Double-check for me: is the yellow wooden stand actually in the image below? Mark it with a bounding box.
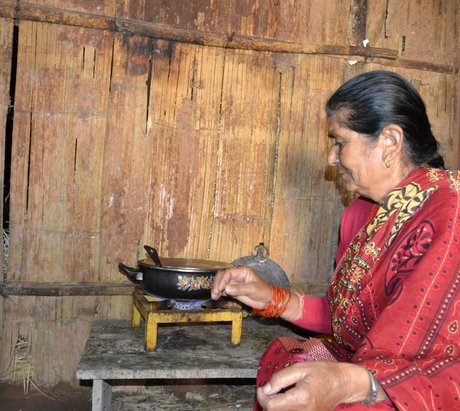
[131,289,243,351]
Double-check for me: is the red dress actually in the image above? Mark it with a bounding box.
[255,168,460,410]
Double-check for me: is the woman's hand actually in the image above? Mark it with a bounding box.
[210,265,273,309]
[257,361,374,411]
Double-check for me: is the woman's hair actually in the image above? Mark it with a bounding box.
[326,70,445,169]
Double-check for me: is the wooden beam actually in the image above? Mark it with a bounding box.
[0,2,395,59]
[366,57,459,75]
[0,281,135,296]
[0,2,456,74]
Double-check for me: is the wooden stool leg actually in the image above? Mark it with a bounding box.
[132,301,141,327]
[231,312,243,345]
[145,314,158,351]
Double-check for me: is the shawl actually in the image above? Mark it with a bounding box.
[255,168,459,411]
[336,197,377,266]
[326,167,460,410]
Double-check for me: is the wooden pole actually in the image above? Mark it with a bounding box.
[0,2,456,74]
[0,281,135,296]
[0,2,394,58]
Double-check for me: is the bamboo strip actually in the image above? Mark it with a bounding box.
[0,17,13,279]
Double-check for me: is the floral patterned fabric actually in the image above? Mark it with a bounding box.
[256,168,460,410]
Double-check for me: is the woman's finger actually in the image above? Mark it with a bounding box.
[211,265,273,308]
[223,280,272,308]
[257,385,312,411]
[210,269,232,299]
[258,362,357,411]
[261,363,307,396]
[211,266,257,299]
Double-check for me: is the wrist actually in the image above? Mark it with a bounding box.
[254,285,291,317]
[281,291,304,321]
[336,364,386,405]
[361,369,379,406]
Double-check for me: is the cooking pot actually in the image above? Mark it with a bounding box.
[118,245,232,300]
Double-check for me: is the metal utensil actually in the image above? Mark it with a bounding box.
[144,245,163,267]
[232,243,291,289]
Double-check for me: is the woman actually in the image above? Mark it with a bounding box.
[211,71,460,410]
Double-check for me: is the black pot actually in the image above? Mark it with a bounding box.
[118,246,232,300]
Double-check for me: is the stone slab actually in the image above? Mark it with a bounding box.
[76,318,310,381]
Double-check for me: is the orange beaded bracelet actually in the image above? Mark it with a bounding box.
[253,285,292,318]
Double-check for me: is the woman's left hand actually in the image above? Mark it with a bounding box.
[256,361,370,411]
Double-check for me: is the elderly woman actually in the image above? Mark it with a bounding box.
[211,70,459,411]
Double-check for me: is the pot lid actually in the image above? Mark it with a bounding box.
[232,243,291,289]
[140,257,232,272]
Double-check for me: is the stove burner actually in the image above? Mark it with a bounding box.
[173,299,208,310]
[141,289,209,310]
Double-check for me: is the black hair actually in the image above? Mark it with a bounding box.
[326,70,444,169]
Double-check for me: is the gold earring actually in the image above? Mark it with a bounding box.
[384,159,391,168]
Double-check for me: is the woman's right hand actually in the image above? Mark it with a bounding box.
[210,265,273,310]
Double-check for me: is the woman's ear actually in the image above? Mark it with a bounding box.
[380,124,404,166]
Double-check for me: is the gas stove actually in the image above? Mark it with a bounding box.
[131,288,243,351]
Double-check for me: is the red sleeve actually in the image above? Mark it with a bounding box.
[290,295,332,333]
[292,198,376,333]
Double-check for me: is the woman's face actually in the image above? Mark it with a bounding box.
[327,116,387,202]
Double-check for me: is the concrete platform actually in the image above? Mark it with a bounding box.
[76,318,309,410]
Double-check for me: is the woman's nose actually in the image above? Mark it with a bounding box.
[327,146,338,166]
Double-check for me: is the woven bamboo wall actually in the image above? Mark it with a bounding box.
[0,0,458,385]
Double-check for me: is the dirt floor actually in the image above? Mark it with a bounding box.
[0,380,256,411]
[0,381,91,411]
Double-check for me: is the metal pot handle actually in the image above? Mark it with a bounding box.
[118,262,143,281]
[143,245,163,267]
[254,242,269,262]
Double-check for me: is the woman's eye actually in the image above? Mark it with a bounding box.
[334,141,343,148]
